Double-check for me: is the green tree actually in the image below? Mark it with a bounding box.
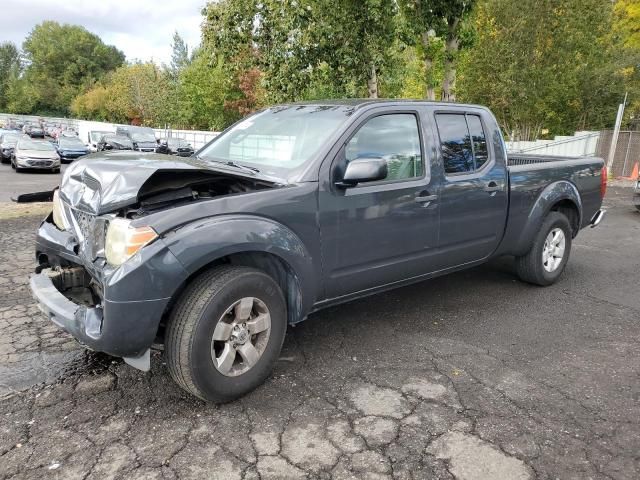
[72,62,171,125]
[167,31,191,81]
[0,42,21,110]
[175,48,241,129]
[459,0,626,139]
[613,0,640,124]
[21,21,124,115]
[203,0,399,102]
[398,0,473,101]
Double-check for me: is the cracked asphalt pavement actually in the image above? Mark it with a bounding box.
[0,171,638,479]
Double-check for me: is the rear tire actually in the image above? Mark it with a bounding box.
[516,212,572,286]
[165,265,287,402]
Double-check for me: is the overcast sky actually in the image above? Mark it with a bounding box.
[1,0,206,64]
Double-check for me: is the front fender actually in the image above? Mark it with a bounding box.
[163,214,317,320]
[514,180,582,255]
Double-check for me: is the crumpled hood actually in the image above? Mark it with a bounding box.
[58,151,281,215]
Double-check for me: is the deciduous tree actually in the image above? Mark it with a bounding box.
[21,21,124,115]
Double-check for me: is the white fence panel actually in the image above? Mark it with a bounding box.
[1,113,219,150]
[506,131,600,157]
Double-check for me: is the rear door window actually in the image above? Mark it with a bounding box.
[435,113,490,174]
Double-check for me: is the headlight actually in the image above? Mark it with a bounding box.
[105,218,158,266]
[52,190,67,230]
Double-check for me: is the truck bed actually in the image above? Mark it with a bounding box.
[495,154,605,257]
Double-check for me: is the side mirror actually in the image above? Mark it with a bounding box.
[336,158,388,188]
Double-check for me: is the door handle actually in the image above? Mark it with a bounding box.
[484,181,501,193]
[415,193,438,203]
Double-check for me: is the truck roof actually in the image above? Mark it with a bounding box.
[287,99,487,110]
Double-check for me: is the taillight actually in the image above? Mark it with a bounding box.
[600,166,607,199]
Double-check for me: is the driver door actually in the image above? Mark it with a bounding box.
[318,111,440,298]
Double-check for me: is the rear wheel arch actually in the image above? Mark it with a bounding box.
[549,199,580,237]
[516,181,582,254]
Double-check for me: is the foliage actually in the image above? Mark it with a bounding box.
[72,63,171,126]
[458,0,627,140]
[19,21,124,115]
[167,32,191,82]
[0,42,21,110]
[613,0,640,125]
[202,0,397,100]
[175,49,241,129]
[5,3,640,138]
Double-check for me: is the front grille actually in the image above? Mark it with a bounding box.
[27,159,53,166]
[62,203,107,261]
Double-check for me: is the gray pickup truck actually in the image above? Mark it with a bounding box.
[30,100,606,402]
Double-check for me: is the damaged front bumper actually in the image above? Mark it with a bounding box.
[30,215,189,370]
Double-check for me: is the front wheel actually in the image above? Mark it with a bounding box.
[516,212,572,286]
[165,265,287,402]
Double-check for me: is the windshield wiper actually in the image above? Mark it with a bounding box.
[196,156,260,174]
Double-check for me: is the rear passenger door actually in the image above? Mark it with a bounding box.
[434,110,508,267]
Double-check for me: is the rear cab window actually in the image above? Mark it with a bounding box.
[435,113,489,175]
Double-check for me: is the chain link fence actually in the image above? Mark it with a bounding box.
[596,130,640,177]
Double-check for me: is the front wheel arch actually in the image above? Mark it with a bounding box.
[156,251,303,345]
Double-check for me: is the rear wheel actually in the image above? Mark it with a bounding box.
[165,265,287,402]
[516,212,572,286]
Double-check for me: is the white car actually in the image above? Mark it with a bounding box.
[88,130,113,152]
[11,138,61,173]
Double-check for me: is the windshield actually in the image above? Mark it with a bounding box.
[59,137,86,148]
[131,132,156,142]
[167,138,189,147]
[90,131,111,142]
[105,136,133,148]
[197,105,355,178]
[18,140,55,151]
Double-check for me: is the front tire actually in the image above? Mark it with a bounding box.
[165,265,287,402]
[516,212,572,286]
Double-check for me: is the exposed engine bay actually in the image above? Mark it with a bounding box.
[132,171,279,216]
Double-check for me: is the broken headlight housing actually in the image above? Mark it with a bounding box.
[52,190,67,231]
[105,218,158,266]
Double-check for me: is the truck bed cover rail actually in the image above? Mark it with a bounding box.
[507,154,585,167]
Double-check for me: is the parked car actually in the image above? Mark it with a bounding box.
[157,137,194,157]
[28,126,45,138]
[29,100,606,402]
[60,129,78,138]
[88,130,113,152]
[56,136,91,162]
[97,134,134,151]
[0,131,22,164]
[633,180,640,211]
[44,123,58,137]
[12,137,60,172]
[115,126,157,152]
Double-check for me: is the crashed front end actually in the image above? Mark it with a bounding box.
[29,166,189,370]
